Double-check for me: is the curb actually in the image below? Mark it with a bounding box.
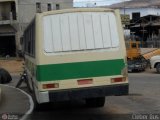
[18,87,34,120]
[0,85,34,120]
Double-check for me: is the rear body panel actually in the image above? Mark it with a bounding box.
[25,8,128,103]
[36,59,125,82]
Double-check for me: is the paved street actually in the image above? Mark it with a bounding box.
[0,85,32,119]
[7,69,160,120]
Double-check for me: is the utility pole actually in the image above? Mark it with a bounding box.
[123,0,126,15]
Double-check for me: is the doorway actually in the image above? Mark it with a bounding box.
[0,35,16,57]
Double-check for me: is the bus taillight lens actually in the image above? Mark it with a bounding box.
[78,79,93,85]
[111,77,126,83]
[43,83,59,89]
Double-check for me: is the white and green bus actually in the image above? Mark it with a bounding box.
[23,8,128,107]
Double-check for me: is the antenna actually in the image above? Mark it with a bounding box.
[124,0,125,15]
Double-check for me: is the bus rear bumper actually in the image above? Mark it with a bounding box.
[45,83,129,102]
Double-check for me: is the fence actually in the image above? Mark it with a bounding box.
[146,38,160,48]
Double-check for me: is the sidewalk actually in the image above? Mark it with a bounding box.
[0,85,33,120]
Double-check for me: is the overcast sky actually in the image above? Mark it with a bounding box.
[74,0,129,7]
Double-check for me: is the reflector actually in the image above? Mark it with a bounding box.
[78,79,93,85]
[43,83,59,89]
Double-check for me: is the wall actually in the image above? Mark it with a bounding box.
[16,0,73,52]
[18,0,73,25]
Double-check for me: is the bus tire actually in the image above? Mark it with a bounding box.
[31,81,41,110]
[85,97,105,107]
[156,63,160,73]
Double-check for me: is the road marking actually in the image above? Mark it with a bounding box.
[0,84,34,120]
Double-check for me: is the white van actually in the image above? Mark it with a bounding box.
[150,55,160,73]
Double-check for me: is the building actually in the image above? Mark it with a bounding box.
[109,0,160,48]
[109,0,160,19]
[0,0,73,57]
[129,15,160,48]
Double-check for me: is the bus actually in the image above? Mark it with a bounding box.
[23,8,128,107]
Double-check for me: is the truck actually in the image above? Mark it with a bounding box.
[126,40,146,72]
[150,55,160,73]
[126,41,141,60]
[23,8,128,108]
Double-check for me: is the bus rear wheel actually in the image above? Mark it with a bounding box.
[156,63,160,73]
[85,97,105,107]
[31,81,42,110]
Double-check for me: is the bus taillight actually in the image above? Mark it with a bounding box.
[42,83,59,89]
[111,77,126,83]
[78,79,93,85]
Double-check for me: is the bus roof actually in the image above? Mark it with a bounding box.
[37,8,117,17]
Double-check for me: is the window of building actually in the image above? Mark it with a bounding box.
[132,12,140,21]
[36,2,41,13]
[47,3,52,11]
[131,43,137,48]
[11,2,16,20]
[56,4,60,10]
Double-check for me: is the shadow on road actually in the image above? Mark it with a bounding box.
[26,100,131,120]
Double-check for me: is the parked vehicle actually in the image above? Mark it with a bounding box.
[126,41,141,60]
[23,8,128,108]
[126,41,156,72]
[127,59,145,72]
[150,55,160,73]
[0,68,12,84]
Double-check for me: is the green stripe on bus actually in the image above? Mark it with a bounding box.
[36,59,125,81]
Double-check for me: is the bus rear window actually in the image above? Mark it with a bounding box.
[43,12,120,53]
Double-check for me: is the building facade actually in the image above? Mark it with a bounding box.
[0,0,73,57]
[109,0,160,48]
[120,7,160,19]
[109,0,160,20]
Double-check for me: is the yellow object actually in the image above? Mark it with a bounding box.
[126,41,141,60]
[142,49,160,60]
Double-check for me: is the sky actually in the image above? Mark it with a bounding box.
[74,0,129,7]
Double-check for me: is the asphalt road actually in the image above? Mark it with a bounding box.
[9,69,160,120]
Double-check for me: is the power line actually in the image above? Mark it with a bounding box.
[74,0,124,5]
[74,0,123,2]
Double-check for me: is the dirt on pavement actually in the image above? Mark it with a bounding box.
[0,59,24,75]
